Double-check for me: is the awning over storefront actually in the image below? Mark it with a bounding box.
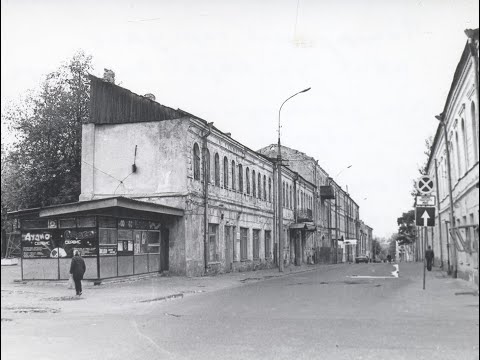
[8,196,184,219]
[289,223,316,231]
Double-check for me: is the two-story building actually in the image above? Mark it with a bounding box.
[425,28,479,285]
[9,74,322,280]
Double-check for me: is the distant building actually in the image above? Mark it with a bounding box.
[425,28,479,285]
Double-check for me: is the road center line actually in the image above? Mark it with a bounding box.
[347,264,399,279]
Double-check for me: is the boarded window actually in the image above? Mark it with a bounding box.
[253,229,260,260]
[258,173,262,199]
[214,153,220,186]
[240,227,248,260]
[263,175,267,201]
[193,143,201,180]
[223,156,229,188]
[268,178,272,202]
[205,148,211,183]
[264,230,271,259]
[208,224,219,262]
[231,160,236,190]
[239,164,243,192]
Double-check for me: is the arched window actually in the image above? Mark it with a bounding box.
[285,183,289,208]
[223,156,229,188]
[263,175,267,201]
[205,148,211,183]
[193,143,201,180]
[258,173,262,199]
[449,141,457,180]
[231,160,236,191]
[283,182,286,206]
[268,177,272,202]
[214,153,220,186]
[455,132,462,179]
[239,164,243,192]
[246,167,250,194]
[290,186,292,209]
[461,119,469,170]
[471,102,479,162]
[252,170,256,197]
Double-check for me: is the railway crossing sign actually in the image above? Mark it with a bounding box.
[416,175,434,195]
[415,206,435,227]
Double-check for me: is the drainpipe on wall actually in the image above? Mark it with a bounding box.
[434,159,444,268]
[202,123,213,274]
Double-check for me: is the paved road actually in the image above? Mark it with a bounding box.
[2,262,479,360]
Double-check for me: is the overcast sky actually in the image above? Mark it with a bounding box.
[1,0,479,238]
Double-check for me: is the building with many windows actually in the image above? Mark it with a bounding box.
[425,28,479,285]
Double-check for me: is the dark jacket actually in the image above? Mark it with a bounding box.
[425,249,434,261]
[70,255,86,280]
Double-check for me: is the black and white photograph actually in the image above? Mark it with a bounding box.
[1,1,479,359]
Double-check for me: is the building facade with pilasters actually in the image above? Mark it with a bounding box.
[425,28,479,285]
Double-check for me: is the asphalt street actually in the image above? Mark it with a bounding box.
[2,262,479,360]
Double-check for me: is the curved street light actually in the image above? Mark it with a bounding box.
[276,87,311,272]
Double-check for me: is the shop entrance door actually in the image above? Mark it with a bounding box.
[224,226,232,272]
[160,228,169,272]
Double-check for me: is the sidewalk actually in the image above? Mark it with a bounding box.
[1,262,344,318]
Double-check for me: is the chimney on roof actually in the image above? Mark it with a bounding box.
[144,93,156,101]
[225,132,231,137]
[103,69,115,84]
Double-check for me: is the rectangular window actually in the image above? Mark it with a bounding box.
[208,224,219,262]
[22,219,48,230]
[99,217,117,228]
[59,218,77,229]
[264,230,271,259]
[146,231,160,254]
[240,227,248,260]
[253,229,260,260]
[118,229,133,255]
[77,216,96,228]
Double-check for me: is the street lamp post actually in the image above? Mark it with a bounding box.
[277,87,311,272]
[435,113,456,277]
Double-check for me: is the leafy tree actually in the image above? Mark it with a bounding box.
[396,210,416,245]
[388,235,397,258]
[372,238,382,259]
[1,51,92,217]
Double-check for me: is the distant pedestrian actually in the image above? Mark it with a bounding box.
[425,246,434,271]
[387,254,392,263]
[70,251,86,296]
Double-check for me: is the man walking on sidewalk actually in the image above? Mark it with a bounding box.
[70,251,86,296]
[425,246,434,272]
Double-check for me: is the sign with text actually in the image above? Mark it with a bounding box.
[415,195,436,207]
[21,231,54,258]
[415,207,435,227]
[63,229,97,257]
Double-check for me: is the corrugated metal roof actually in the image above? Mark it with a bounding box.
[88,75,185,124]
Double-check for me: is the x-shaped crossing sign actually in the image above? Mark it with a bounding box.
[416,175,434,195]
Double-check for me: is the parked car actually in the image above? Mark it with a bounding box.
[355,255,369,264]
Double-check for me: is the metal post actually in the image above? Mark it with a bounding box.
[277,144,284,272]
[423,227,427,290]
[434,159,444,268]
[276,87,310,272]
